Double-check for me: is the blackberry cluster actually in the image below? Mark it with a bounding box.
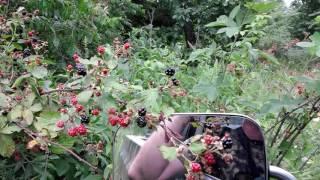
[222,137,233,149]
[165,68,175,76]
[171,78,179,86]
[76,64,87,76]
[138,108,147,116]
[136,116,147,128]
[80,115,90,124]
[136,107,147,128]
[23,48,31,58]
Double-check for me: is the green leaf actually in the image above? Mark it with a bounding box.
[193,83,218,102]
[0,125,21,134]
[30,103,43,112]
[189,142,205,154]
[258,50,279,65]
[310,32,320,45]
[316,48,320,57]
[83,175,103,180]
[0,134,15,157]
[22,109,34,125]
[205,15,229,27]
[8,105,23,121]
[107,59,118,70]
[54,160,70,176]
[50,134,76,154]
[34,111,60,138]
[142,88,160,113]
[11,74,31,88]
[229,5,240,19]
[296,42,315,48]
[159,145,177,161]
[0,93,8,108]
[104,77,127,92]
[77,90,93,104]
[225,27,239,38]
[187,48,214,62]
[245,2,278,13]
[23,93,36,107]
[31,66,48,79]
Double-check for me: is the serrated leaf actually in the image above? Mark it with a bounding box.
[77,90,93,104]
[205,15,229,28]
[143,88,160,113]
[0,93,8,108]
[189,142,205,154]
[107,59,118,69]
[225,27,239,38]
[54,160,70,176]
[34,111,60,138]
[30,103,43,112]
[159,146,177,161]
[245,2,278,13]
[296,42,315,48]
[31,66,48,79]
[11,74,31,88]
[188,48,213,62]
[8,105,23,121]
[23,93,36,107]
[229,5,240,19]
[50,134,76,154]
[23,109,34,125]
[193,83,218,102]
[0,134,15,157]
[0,125,21,134]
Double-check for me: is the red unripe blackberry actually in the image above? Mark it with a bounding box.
[75,104,84,112]
[77,124,87,135]
[191,162,201,173]
[56,120,65,128]
[68,128,78,137]
[123,42,130,50]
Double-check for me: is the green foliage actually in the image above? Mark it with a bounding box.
[1,0,320,179]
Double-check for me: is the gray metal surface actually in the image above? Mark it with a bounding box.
[269,165,296,180]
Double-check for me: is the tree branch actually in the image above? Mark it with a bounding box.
[14,122,99,171]
[41,88,87,95]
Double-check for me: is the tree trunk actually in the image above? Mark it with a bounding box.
[183,21,196,48]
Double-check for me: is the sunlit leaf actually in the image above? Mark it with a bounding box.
[0,134,15,157]
[31,66,48,79]
[189,142,205,154]
[8,105,23,121]
[77,90,93,104]
[159,145,177,161]
[229,5,240,19]
[296,42,315,48]
[30,103,43,112]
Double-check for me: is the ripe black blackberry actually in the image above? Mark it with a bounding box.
[80,115,90,124]
[76,64,87,76]
[1,110,8,116]
[136,116,147,128]
[222,137,233,149]
[23,48,31,58]
[165,68,175,76]
[138,108,147,116]
[171,78,179,86]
